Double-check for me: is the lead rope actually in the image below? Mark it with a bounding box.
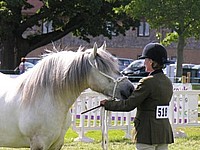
[101,106,108,150]
[101,77,126,150]
[88,59,127,150]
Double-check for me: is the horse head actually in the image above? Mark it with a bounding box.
[87,42,134,100]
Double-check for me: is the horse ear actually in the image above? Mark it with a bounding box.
[90,42,98,59]
[100,41,106,51]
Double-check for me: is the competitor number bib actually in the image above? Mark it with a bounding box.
[156,106,169,119]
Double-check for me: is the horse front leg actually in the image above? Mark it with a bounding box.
[30,136,47,150]
[48,137,64,150]
[49,111,72,150]
[29,134,63,150]
[30,111,71,150]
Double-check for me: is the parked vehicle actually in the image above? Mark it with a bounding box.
[25,57,41,65]
[121,59,149,82]
[168,63,200,83]
[14,57,41,74]
[0,57,41,75]
[192,64,200,70]
[117,57,133,71]
[193,65,200,80]
[192,64,200,82]
[169,63,195,69]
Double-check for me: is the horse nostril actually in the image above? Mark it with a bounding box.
[129,87,134,94]
[120,85,134,100]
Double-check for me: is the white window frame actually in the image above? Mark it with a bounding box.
[42,20,53,34]
[137,21,150,37]
[106,21,117,36]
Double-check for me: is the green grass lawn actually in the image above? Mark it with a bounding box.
[62,126,200,150]
[0,126,200,150]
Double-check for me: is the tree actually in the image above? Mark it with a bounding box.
[122,0,200,77]
[0,0,139,69]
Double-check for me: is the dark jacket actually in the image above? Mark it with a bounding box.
[104,69,174,144]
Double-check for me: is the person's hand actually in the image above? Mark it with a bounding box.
[100,99,108,106]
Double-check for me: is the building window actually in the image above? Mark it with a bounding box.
[171,56,177,61]
[137,21,150,37]
[42,20,53,34]
[106,21,117,36]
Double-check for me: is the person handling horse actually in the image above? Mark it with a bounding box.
[100,43,174,150]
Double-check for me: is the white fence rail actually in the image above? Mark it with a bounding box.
[71,89,200,141]
[170,90,199,127]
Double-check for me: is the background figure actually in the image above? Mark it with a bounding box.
[19,57,26,74]
[101,43,174,150]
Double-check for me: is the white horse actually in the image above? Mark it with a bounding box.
[0,43,134,150]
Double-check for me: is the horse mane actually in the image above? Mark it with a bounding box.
[17,46,119,105]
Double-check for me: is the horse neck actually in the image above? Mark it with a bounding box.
[18,52,91,108]
[61,53,91,100]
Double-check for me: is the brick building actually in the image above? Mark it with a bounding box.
[28,28,200,64]
[25,0,200,64]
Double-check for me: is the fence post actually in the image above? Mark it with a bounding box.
[124,112,132,139]
[74,94,94,143]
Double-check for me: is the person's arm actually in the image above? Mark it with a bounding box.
[100,80,151,112]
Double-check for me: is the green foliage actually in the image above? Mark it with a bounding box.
[0,0,139,69]
[125,0,200,38]
[0,0,138,42]
[118,0,200,77]
[161,32,179,46]
[117,0,200,45]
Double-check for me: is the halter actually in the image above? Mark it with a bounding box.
[88,59,127,99]
[89,58,127,150]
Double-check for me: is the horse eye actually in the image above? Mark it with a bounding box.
[117,71,123,76]
[108,78,113,83]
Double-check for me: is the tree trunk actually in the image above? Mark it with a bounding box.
[15,38,31,68]
[0,35,16,70]
[176,34,185,78]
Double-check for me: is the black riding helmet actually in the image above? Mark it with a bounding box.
[139,43,169,65]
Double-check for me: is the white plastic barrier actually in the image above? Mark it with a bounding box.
[170,90,199,127]
[71,89,136,142]
[71,89,200,141]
